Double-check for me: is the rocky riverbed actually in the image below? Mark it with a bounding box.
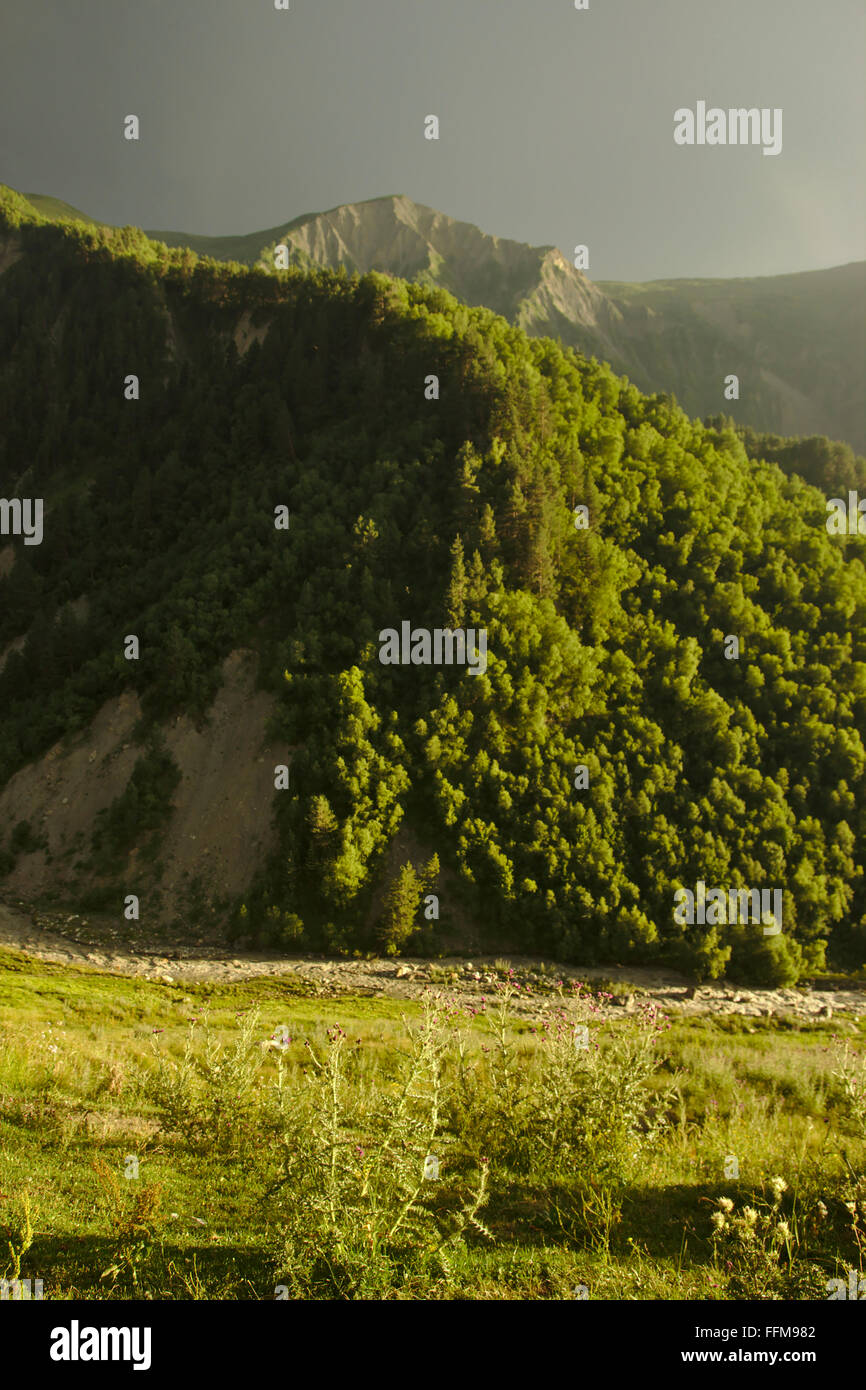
[2,899,864,1025]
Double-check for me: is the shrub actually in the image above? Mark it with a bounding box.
[91,737,181,861]
[452,981,678,1185]
[92,1156,164,1292]
[145,1007,267,1156]
[272,1001,491,1298]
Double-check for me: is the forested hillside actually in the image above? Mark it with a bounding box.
[599,264,866,457]
[716,420,866,495]
[0,185,864,984]
[19,187,866,454]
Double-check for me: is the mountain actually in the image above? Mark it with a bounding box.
[145,192,632,389]
[149,193,865,455]
[10,187,865,454]
[598,264,866,458]
[0,184,864,984]
[20,192,99,226]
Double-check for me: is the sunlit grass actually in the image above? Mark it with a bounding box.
[1,948,863,1300]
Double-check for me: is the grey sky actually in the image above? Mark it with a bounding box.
[1,0,863,280]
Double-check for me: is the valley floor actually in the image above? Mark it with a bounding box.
[0,924,864,1302]
[1,898,863,1024]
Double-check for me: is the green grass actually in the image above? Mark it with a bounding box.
[1,948,863,1301]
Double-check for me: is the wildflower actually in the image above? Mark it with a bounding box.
[742,1206,758,1224]
[769,1176,788,1202]
[776,1220,790,1239]
[711,1212,726,1230]
[718,1197,734,1213]
[816,1201,828,1220]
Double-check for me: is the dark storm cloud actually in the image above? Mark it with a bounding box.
[0,0,863,278]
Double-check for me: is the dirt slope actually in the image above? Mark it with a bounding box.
[0,650,288,923]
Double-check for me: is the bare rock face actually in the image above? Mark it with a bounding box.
[265,198,632,376]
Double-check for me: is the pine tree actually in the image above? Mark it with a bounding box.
[377,861,422,954]
[446,535,467,627]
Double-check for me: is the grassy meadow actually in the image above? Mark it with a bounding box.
[0,948,864,1301]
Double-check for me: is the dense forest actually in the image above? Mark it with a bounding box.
[0,185,864,984]
[704,416,866,495]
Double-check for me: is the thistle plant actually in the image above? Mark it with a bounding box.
[273,997,491,1298]
[1,1190,35,1282]
[708,1176,830,1298]
[92,1157,164,1292]
[146,1007,266,1155]
[829,1035,866,1264]
[528,993,677,1184]
[831,1035,866,1140]
[458,979,676,1186]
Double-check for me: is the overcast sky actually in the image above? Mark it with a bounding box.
[1,0,863,280]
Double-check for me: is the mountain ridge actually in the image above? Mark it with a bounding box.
[13,185,865,451]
